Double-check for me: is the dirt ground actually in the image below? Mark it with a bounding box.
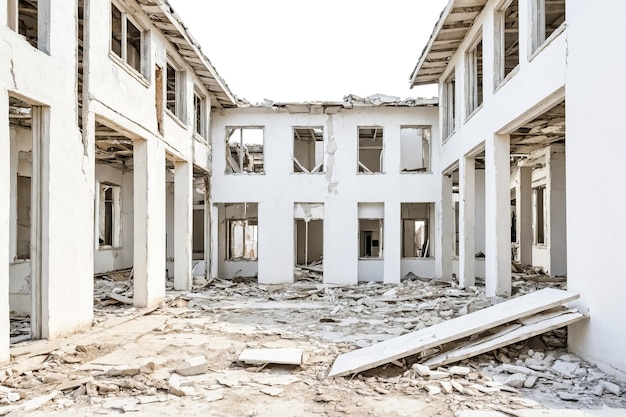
[2,275,626,416]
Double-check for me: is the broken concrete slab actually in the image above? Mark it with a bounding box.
[175,356,208,376]
[328,289,579,377]
[238,348,303,366]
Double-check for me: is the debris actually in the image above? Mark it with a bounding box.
[328,289,579,377]
[260,387,284,397]
[504,373,527,388]
[599,380,621,396]
[175,356,208,376]
[238,348,303,366]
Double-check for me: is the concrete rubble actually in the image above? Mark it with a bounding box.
[1,272,624,416]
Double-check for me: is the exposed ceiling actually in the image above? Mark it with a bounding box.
[510,101,565,155]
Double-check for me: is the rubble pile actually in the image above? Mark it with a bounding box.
[0,271,623,416]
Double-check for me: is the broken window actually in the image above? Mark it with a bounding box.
[359,219,384,258]
[534,186,546,245]
[294,203,324,274]
[532,0,566,52]
[401,203,432,258]
[443,73,456,139]
[496,0,519,85]
[111,3,145,76]
[193,90,207,138]
[98,183,121,248]
[358,127,383,173]
[8,0,49,52]
[166,62,185,121]
[225,203,258,260]
[466,36,483,115]
[16,176,31,260]
[225,127,264,174]
[293,127,324,173]
[400,127,431,173]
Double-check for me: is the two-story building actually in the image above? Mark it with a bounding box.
[1,0,236,363]
[210,96,440,285]
[410,0,626,376]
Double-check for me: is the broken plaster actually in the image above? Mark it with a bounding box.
[325,115,338,195]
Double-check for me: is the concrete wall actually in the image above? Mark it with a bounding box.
[211,106,440,284]
[566,0,626,378]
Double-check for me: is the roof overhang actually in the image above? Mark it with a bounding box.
[137,0,238,108]
[410,0,487,87]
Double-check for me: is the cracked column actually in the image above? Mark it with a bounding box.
[174,160,192,290]
[438,173,453,281]
[133,138,166,308]
[0,95,10,362]
[459,156,475,288]
[485,134,511,297]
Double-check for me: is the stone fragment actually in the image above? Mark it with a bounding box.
[551,360,579,377]
[439,381,453,394]
[599,380,621,396]
[260,387,284,397]
[168,374,197,397]
[524,375,538,388]
[449,366,471,376]
[591,384,604,396]
[175,356,208,376]
[500,364,536,376]
[42,372,66,384]
[7,392,20,403]
[140,362,156,374]
[425,385,441,395]
[504,373,527,388]
[427,370,449,380]
[450,380,465,394]
[412,363,430,377]
[466,372,479,380]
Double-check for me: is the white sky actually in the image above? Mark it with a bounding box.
[170,1,448,104]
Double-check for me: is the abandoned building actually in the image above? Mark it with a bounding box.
[1,0,626,412]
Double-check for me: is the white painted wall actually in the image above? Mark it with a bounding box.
[211,106,440,284]
[566,0,626,378]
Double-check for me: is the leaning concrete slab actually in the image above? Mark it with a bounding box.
[328,288,578,377]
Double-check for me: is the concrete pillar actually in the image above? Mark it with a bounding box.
[257,201,293,284]
[174,160,192,290]
[203,177,211,280]
[459,157,476,288]
[485,134,511,296]
[548,147,567,275]
[325,200,358,285]
[0,92,10,363]
[209,203,219,279]
[438,174,454,281]
[133,138,166,308]
[383,201,401,284]
[515,165,533,265]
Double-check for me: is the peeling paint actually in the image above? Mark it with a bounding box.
[325,115,339,195]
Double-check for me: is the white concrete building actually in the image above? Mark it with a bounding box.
[210,98,439,285]
[1,0,236,363]
[410,0,626,377]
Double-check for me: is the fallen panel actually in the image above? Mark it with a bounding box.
[238,348,303,366]
[423,309,585,368]
[327,288,578,377]
[456,409,626,417]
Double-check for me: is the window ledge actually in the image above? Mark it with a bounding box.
[226,259,258,262]
[529,23,566,62]
[401,257,434,260]
[109,52,149,88]
[166,110,188,130]
[494,66,520,94]
[292,172,326,175]
[193,133,208,145]
[357,172,385,175]
[442,131,456,145]
[225,172,265,176]
[98,246,123,251]
[401,170,431,175]
[359,257,384,261]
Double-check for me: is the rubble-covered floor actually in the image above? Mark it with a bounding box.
[1,273,625,416]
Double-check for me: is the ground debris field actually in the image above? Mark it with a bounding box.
[2,273,625,417]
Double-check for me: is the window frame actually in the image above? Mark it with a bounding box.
[357,126,384,174]
[225,127,265,174]
[226,218,258,261]
[110,1,149,80]
[292,127,325,174]
[465,32,484,118]
[494,0,520,89]
[533,186,547,246]
[530,0,566,55]
[165,60,186,124]
[193,88,208,139]
[442,71,456,141]
[97,182,122,250]
[7,0,51,53]
[400,126,432,174]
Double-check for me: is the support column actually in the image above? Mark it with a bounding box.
[459,157,476,288]
[174,160,192,290]
[209,202,218,279]
[485,134,511,296]
[515,165,533,265]
[383,201,401,284]
[133,138,166,308]
[438,174,454,281]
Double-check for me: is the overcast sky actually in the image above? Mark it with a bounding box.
[170,1,448,104]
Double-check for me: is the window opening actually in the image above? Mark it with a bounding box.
[111,3,145,76]
[98,184,121,248]
[225,127,264,174]
[534,186,546,244]
[443,73,456,139]
[497,0,519,83]
[401,203,432,258]
[400,127,431,173]
[533,0,565,52]
[193,91,206,137]
[358,127,383,173]
[293,127,324,173]
[359,219,384,258]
